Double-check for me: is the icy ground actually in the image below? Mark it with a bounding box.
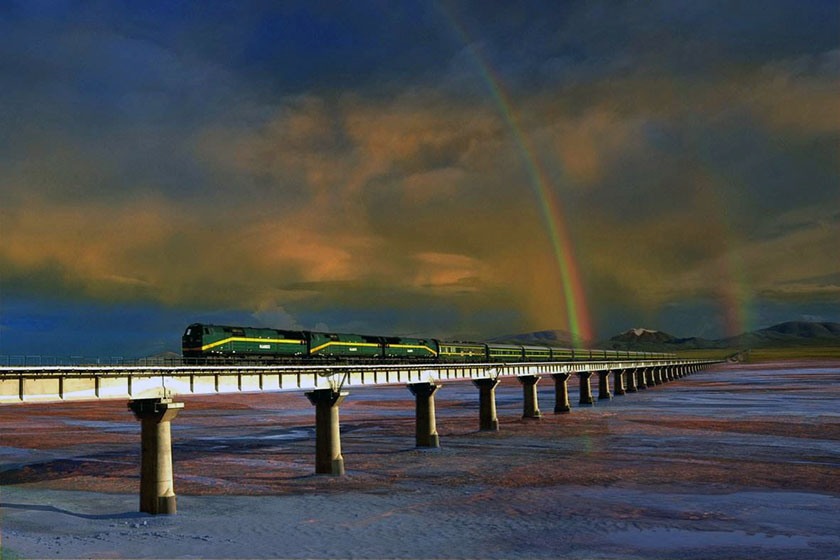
[1,361,838,559]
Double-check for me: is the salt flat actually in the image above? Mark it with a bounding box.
[1,361,838,559]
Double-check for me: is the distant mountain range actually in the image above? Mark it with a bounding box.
[492,321,840,351]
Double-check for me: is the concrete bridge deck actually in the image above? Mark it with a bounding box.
[1,359,705,404]
[0,358,720,515]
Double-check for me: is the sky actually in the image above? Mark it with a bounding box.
[1,0,838,357]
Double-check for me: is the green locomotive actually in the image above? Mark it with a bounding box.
[182,323,675,363]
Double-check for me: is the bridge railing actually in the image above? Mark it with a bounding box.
[0,355,287,367]
[0,354,689,368]
[0,355,132,367]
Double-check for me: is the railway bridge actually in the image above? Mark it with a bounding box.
[1,358,720,515]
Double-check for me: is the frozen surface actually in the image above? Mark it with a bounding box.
[1,361,839,558]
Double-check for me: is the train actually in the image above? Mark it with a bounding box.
[182,323,676,363]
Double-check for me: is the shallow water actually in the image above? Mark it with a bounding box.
[1,360,838,559]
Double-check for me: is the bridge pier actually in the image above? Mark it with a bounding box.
[644,368,655,387]
[551,373,571,413]
[578,372,595,405]
[625,368,638,392]
[518,375,542,419]
[613,369,626,396]
[408,382,440,448]
[654,368,664,385]
[128,398,184,515]
[473,378,500,431]
[637,368,648,389]
[598,371,612,400]
[305,388,348,475]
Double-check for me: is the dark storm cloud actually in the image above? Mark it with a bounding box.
[0,0,838,353]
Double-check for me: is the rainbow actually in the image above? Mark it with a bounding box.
[697,171,754,336]
[439,8,594,345]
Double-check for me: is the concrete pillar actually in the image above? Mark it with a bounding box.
[598,371,612,400]
[578,371,595,405]
[613,369,626,396]
[551,372,572,414]
[656,368,665,384]
[645,367,655,387]
[518,375,542,419]
[473,378,500,431]
[305,388,348,475]
[128,398,184,515]
[408,382,440,448]
[636,368,648,389]
[625,368,638,392]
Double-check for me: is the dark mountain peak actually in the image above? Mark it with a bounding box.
[757,321,840,338]
[611,328,676,343]
[492,320,840,352]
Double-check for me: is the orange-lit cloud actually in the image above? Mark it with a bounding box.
[1,36,838,339]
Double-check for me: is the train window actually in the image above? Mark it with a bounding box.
[231,328,245,336]
[204,328,210,334]
[186,328,192,336]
